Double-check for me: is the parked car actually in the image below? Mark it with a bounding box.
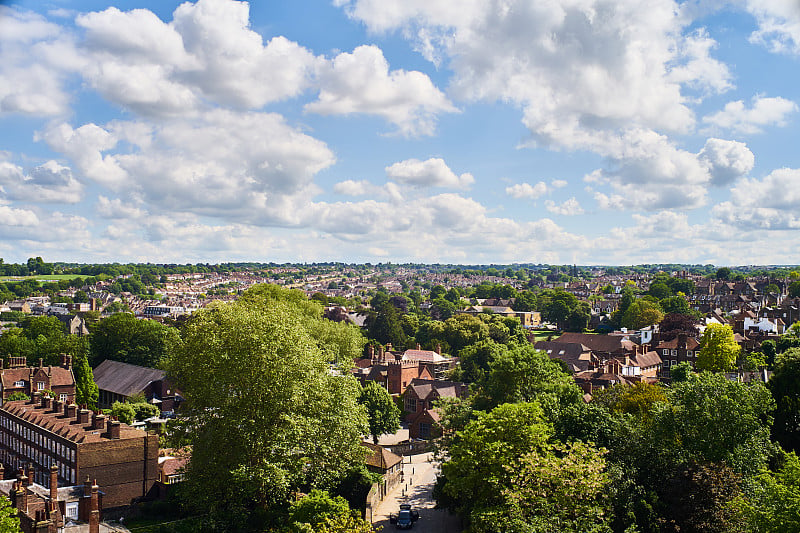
[389,504,420,529]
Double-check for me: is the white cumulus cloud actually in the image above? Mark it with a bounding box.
[385,158,473,189]
[702,95,798,135]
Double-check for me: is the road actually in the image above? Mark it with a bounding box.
[371,452,462,533]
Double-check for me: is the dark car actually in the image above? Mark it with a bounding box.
[389,504,419,529]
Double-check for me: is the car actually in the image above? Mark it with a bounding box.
[389,504,419,529]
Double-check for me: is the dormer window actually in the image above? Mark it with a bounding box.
[37,382,44,391]
[13,381,24,388]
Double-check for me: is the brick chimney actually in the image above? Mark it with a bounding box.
[42,396,51,410]
[52,399,62,414]
[92,413,106,431]
[386,343,393,353]
[65,403,77,419]
[106,420,121,439]
[14,482,28,513]
[436,343,442,355]
[30,392,40,405]
[26,464,34,486]
[89,481,100,533]
[78,409,90,425]
[0,463,4,481]
[416,343,421,350]
[368,344,375,361]
[60,353,72,369]
[49,464,58,501]
[38,358,43,369]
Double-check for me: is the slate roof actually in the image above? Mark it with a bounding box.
[92,360,166,398]
[534,341,595,372]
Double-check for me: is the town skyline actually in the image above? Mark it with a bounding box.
[1,0,799,265]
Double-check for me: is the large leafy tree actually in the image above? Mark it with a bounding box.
[620,299,664,330]
[696,323,740,372]
[166,296,368,528]
[0,495,21,533]
[769,348,800,452]
[358,380,400,444]
[90,313,179,368]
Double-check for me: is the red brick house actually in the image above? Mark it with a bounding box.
[0,356,75,405]
[403,379,469,439]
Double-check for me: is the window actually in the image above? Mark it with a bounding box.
[13,381,23,388]
[419,423,431,439]
[672,360,677,367]
[687,350,693,357]
[65,503,78,520]
[671,349,677,356]
[36,382,44,391]
[404,397,416,413]
[59,394,67,403]
[662,349,669,355]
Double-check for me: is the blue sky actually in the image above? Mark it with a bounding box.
[1,0,799,265]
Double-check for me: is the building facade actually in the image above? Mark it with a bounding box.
[0,394,158,509]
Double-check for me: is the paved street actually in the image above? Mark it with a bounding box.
[371,452,462,533]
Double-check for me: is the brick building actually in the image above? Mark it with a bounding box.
[0,356,75,405]
[0,394,158,509]
[0,465,102,533]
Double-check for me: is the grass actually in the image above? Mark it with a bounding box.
[0,274,87,282]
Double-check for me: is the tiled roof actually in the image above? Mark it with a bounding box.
[555,332,636,353]
[405,379,467,400]
[402,349,448,363]
[2,400,145,443]
[362,442,402,470]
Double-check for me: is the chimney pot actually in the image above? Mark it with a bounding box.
[49,464,58,501]
[78,409,90,425]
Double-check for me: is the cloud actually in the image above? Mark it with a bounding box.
[0,6,78,116]
[0,160,83,203]
[710,167,800,229]
[698,138,755,186]
[333,179,404,201]
[306,45,456,136]
[702,95,798,135]
[385,158,473,189]
[74,0,321,116]
[505,181,548,200]
[336,0,731,152]
[545,197,584,215]
[745,0,800,54]
[44,109,335,225]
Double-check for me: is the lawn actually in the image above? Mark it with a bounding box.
[0,274,87,282]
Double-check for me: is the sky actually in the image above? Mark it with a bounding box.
[1,0,799,266]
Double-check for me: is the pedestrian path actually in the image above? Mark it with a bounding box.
[371,452,461,533]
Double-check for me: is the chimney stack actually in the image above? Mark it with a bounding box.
[52,399,62,414]
[89,481,100,533]
[49,464,58,501]
[26,464,34,486]
[42,396,51,410]
[106,420,121,439]
[368,344,375,360]
[78,409,90,425]
[386,343,393,352]
[30,392,40,405]
[38,358,43,369]
[92,413,106,431]
[65,403,77,419]
[416,343,421,350]
[436,343,442,355]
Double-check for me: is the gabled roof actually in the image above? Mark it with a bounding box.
[362,442,402,470]
[402,349,448,363]
[404,379,468,400]
[92,360,166,397]
[631,350,662,368]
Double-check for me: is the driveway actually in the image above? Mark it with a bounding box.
[371,452,462,533]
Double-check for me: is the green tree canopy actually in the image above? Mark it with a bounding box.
[620,299,664,330]
[696,323,740,372]
[166,297,368,528]
[90,313,179,368]
[358,381,400,444]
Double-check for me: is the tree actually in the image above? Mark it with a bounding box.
[366,302,406,348]
[358,381,400,444]
[696,323,740,372]
[669,361,693,383]
[73,290,89,303]
[659,313,699,341]
[769,348,800,452]
[73,351,99,407]
[731,452,800,533]
[90,313,180,368]
[716,267,732,280]
[166,298,368,528]
[474,344,581,413]
[0,495,21,533]
[790,281,800,299]
[648,282,672,299]
[659,295,692,316]
[620,299,663,330]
